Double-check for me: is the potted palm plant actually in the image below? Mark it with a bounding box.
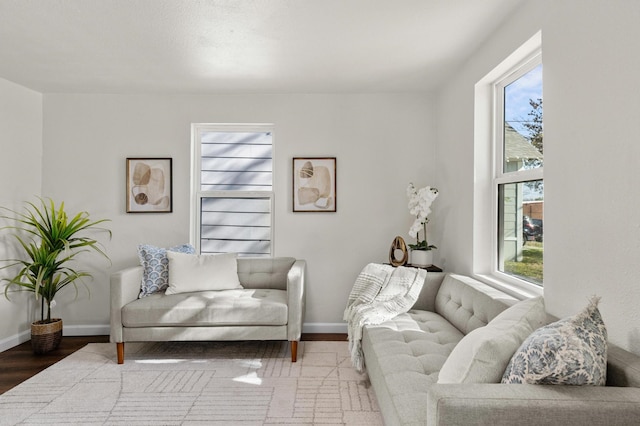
[1,198,110,353]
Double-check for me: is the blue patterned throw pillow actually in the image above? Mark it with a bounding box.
[137,244,195,298]
[501,296,607,385]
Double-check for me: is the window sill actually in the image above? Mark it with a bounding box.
[473,273,543,300]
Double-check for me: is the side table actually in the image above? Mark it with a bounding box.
[408,264,443,273]
[386,263,443,273]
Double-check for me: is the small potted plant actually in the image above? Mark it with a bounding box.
[1,198,110,353]
[406,183,439,267]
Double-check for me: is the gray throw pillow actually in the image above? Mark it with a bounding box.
[502,296,607,385]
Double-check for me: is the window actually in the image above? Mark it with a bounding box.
[497,63,543,286]
[191,124,274,256]
[496,60,543,286]
[474,32,543,294]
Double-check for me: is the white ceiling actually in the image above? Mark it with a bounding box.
[0,0,524,94]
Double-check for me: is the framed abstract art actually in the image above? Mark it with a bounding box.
[292,157,336,212]
[126,158,173,213]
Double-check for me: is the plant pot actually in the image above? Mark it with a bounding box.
[31,318,62,354]
[410,249,433,267]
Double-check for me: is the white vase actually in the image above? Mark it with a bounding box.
[411,249,433,267]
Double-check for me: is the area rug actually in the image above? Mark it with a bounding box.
[0,340,382,425]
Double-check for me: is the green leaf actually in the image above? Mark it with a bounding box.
[0,197,111,322]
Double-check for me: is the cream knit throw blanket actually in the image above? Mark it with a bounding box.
[343,263,427,373]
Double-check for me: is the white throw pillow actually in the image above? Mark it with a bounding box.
[437,296,546,384]
[165,251,243,295]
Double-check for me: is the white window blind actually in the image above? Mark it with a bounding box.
[200,131,272,191]
[192,125,274,256]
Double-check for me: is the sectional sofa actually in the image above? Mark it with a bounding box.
[361,272,640,425]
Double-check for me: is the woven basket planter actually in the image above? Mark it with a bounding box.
[31,319,63,354]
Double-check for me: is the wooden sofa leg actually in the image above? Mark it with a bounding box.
[291,341,298,362]
[117,342,124,364]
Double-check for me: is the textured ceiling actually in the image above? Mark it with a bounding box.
[0,0,524,94]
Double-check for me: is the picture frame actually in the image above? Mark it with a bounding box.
[292,157,337,212]
[126,158,173,213]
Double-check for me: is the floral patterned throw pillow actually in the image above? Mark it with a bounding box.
[137,244,195,298]
[501,296,607,385]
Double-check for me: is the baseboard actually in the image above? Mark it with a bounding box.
[303,322,347,334]
[65,324,345,337]
[0,324,110,353]
[60,323,346,336]
[63,324,110,336]
[1,323,345,352]
[0,329,30,353]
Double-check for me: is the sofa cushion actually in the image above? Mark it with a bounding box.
[165,251,242,295]
[502,296,607,385]
[122,288,288,327]
[438,296,546,383]
[435,274,516,335]
[137,243,195,298]
[362,309,464,425]
[366,311,463,372]
[237,257,296,290]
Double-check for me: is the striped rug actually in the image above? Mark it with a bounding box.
[0,340,382,425]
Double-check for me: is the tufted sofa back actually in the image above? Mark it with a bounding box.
[237,257,297,290]
[434,274,518,335]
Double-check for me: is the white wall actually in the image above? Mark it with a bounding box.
[0,77,43,350]
[436,0,640,354]
[40,93,436,333]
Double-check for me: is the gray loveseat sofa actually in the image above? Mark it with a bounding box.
[110,257,305,364]
[362,272,640,425]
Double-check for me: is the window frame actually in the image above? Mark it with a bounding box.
[190,123,275,256]
[473,32,543,298]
